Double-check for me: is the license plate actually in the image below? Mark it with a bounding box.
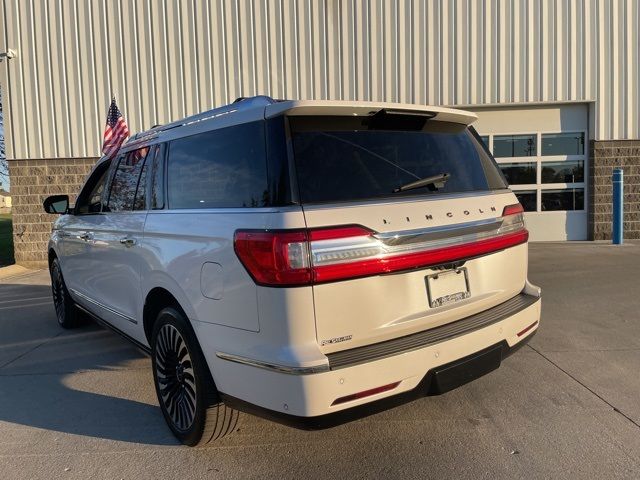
[426,268,470,308]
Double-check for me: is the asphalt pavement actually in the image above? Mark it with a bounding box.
[0,242,639,479]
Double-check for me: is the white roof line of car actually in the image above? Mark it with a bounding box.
[264,100,478,125]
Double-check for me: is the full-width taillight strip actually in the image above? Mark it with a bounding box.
[234,203,528,287]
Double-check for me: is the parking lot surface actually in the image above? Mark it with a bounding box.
[0,242,639,479]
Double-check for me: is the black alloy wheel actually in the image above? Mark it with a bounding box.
[151,307,239,446]
[154,323,198,431]
[50,258,80,328]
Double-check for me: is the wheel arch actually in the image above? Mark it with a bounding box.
[141,270,200,344]
[48,247,58,267]
[143,287,187,346]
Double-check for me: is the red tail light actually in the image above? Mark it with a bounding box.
[331,382,401,406]
[234,203,528,287]
[233,230,312,286]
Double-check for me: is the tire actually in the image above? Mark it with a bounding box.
[50,258,80,329]
[151,307,239,446]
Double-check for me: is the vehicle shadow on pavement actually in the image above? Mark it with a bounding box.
[0,283,179,446]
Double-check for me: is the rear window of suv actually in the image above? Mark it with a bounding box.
[289,115,506,204]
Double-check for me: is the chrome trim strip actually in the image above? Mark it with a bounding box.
[375,218,503,246]
[215,351,330,375]
[69,289,138,324]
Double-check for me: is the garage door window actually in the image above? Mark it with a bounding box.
[493,134,537,157]
[541,188,584,211]
[541,160,584,183]
[499,162,536,185]
[541,132,585,155]
[482,131,587,212]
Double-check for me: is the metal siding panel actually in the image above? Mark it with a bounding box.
[166,0,185,118]
[282,0,299,100]
[180,0,198,117]
[135,0,157,130]
[89,1,110,155]
[630,0,639,138]
[19,0,44,158]
[33,0,57,158]
[0,0,15,160]
[253,0,270,97]
[122,0,142,132]
[77,0,100,156]
[3,0,640,159]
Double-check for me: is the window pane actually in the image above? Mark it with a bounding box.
[168,122,268,209]
[107,152,147,212]
[493,134,537,157]
[542,132,584,155]
[290,117,506,204]
[151,145,165,209]
[499,162,536,185]
[514,190,537,212]
[480,135,489,147]
[541,160,584,183]
[541,188,584,211]
[75,162,111,214]
[133,147,150,211]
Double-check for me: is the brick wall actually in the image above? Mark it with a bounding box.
[589,140,640,240]
[8,158,98,268]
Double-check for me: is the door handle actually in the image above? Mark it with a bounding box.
[119,237,137,247]
[79,232,93,241]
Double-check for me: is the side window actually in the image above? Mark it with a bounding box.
[167,121,268,209]
[106,148,148,212]
[133,147,151,211]
[75,161,112,215]
[151,144,166,209]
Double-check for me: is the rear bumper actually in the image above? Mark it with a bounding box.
[221,332,535,430]
[213,288,541,426]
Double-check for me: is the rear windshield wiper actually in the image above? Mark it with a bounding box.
[393,173,451,193]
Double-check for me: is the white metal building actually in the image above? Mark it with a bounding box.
[0,0,638,265]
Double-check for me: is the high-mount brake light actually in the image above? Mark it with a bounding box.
[234,203,528,287]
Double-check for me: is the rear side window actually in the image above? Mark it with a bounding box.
[106,148,148,212]
[133,147,150,210]
[167,121,268,209]
[150,144,165,209]
[290,116,507,204]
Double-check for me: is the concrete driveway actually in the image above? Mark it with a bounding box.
[0,243,639,479]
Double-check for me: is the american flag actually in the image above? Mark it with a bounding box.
[102,97,129,159]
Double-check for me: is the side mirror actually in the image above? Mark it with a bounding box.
[43,195,69,214]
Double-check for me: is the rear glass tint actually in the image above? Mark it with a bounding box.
[167,121,268,209]
[290,116,506,204]
[107,150,148,212]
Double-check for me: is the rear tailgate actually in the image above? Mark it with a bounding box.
[277,103,528,354]
[303,192,527,353]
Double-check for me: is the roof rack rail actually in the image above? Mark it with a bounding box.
[125,95,278,146]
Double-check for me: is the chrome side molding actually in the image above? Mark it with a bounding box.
[216,351,330,375]
[69,289,138,324]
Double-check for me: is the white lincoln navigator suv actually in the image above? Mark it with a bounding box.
[44,96,541,446]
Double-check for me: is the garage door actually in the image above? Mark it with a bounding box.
[471,104,589,241]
